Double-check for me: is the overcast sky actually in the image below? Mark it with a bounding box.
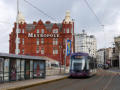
[0,0,120,53]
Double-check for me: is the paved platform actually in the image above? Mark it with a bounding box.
[0,75,68,90]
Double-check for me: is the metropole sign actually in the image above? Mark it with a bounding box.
[28,33,59,38]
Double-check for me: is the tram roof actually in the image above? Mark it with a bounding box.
[71,52,89,56]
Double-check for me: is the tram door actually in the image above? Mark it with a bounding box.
[25,60,30,79]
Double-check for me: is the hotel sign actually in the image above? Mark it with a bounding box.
[28,33,59,38]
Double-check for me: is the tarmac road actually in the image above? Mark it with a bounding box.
[24,70,120,90]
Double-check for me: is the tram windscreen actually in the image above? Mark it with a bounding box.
[74,63,82,71]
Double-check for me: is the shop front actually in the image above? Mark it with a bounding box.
[0,53,46,83]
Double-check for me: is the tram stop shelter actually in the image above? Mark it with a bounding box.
[0,53,46,83]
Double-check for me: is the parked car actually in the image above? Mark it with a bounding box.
[103,64,109,69]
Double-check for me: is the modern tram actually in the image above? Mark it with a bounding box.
[69,52,97,77]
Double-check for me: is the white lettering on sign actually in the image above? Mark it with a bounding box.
[28,33,59,38]
[28,33,33,37]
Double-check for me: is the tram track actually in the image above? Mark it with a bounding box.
[81,73,105,90]
[54,72,103,90]
[82,72,116,90]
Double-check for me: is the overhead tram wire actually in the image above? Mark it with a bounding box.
[24,0,57,22]
[84,0,107,65]
[84,0,103,25]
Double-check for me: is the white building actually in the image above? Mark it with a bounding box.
[75,30,97,58]
[96,49,105,65]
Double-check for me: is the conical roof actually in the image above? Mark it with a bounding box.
[17,12,25,24]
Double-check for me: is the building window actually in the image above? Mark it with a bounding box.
[22,29,24,33]
[18,38,20,44]
[53,38,55,45]
[41,29,44,34]
[18,29,21,33]
[56,49,58,54]
[22,49,24,54]
[63,38,65,45]
[41,38,44,44]
[53,48,58,54]
[63,29,65,33]
[22,38,24,45]
[67,38,69,40]
[53,29,58,33]
[36,47,39,53]
[67,28,69,33]
[55,38,58,45]
[53,38,58,45]
[53,48,55,54]
[41,48,44,54]
[15,49,20,54]
[37,29,39,33]
[36,38,39,45]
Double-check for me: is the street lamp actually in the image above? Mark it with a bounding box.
[59,43,62,74]
[16,0,19,54]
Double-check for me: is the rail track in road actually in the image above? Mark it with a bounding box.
[24,70,120,90]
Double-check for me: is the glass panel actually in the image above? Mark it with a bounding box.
[4,59,9,81]
[21,60,24,72]
[21,60,24,79]
[25,61,30,79]
[0,58,3,82]
[34,61,45,77]
[30,61,33,71]
[16,59,20,80]
[4,59,9,73]
[4,76,9,82]
[10,59,16,81]
[30,61,33,78]
[21,72,24,80]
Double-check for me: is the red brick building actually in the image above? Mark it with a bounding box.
[9,11,74,66]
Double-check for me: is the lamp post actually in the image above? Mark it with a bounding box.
[101,25,106,66]
[59,43,62,74]
[16,0,19,54]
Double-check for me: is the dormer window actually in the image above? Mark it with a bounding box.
[18,29,21,33]
[41,29,44,34]
[37,29,39,33]
[67,28,69,33]
[53,29,58,33]
[22,29,24,33]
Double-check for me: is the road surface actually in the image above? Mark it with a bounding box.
[24,70,120,90]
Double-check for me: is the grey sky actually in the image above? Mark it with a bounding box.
[0,0,120,53]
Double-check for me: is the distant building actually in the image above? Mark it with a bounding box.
[9,11,74,66]
[75,30,97,58]
[113,36,120,67]
[105,47,113,66]
[96,49,104,65]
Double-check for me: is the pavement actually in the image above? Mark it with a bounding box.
[0,68,120,90]
[0,74,68,90]
[105,68,120,74]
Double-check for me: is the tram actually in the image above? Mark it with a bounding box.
[69,52,97,77]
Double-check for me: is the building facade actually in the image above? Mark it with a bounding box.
[9,11,74,66]
[105,47,113,66]
[113,36,120,67]
[75,30,97,58]
[96,49,104,65]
